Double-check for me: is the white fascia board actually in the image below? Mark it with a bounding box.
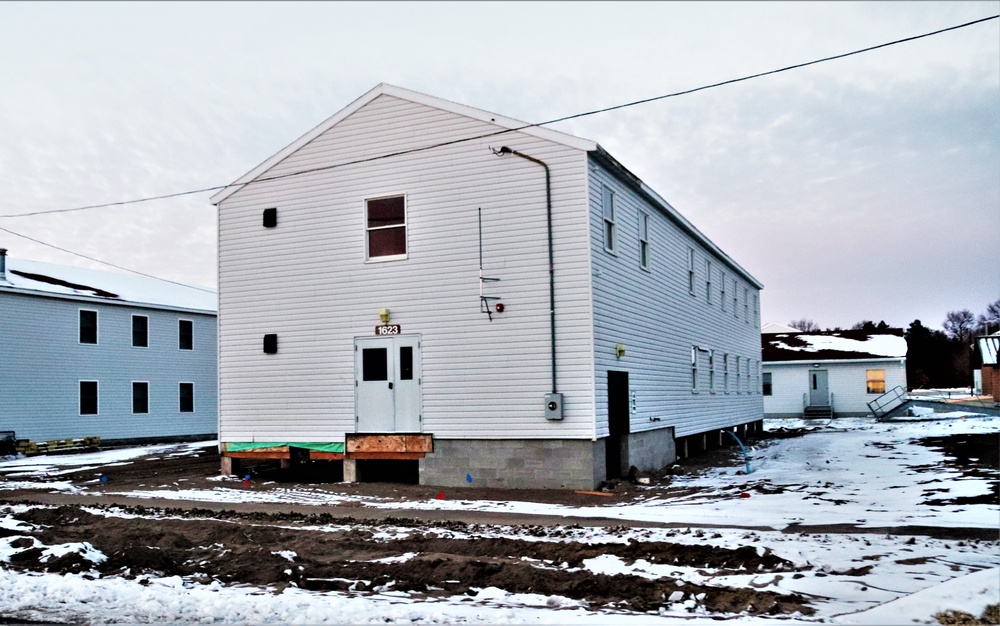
[0,286,217,316]
[763,357,906,367]
[210,83,596,206]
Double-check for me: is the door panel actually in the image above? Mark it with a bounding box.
[809,370,829,406]
[355,335,421,433]
[606,371,630,480]
[393,336,422,432]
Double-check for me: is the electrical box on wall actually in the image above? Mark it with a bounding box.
[544,393,563,420]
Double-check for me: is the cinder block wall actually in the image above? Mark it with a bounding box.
[420,439,604,490]
[625,427,676,472]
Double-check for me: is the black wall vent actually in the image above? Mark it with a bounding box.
[263,334,278,354]
[263,208,277,228]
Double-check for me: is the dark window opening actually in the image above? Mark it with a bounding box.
[133,382,149,414]
[762,372,772,396]
[263,207,277,228]
[179,320,193,350]
[362,348,388,381]
[179,383,194,413]
[399,346,413,380]
[80,310,98,344]
[132,315,148,347]
[263,334,278,354]
[80,381,98,415]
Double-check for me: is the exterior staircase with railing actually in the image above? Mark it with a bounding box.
[802,392,834,419]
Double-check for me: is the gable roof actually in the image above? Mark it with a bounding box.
[762,322,800,334]
[0,256,216,313]
[762,329,907,363]
[209,83,597,206]
[210,83,762,290]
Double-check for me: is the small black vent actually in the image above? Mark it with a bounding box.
[263,208,277,228]
[263,334,278,354]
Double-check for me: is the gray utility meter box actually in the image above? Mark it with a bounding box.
[544,393,563,420]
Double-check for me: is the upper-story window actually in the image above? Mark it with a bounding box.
[732,278,739,317]
[638,212,649,269]
[602,185,616,254]
[366,195,407,260]
[178,319,193,350]
[720,272,727,312]
[752,294,759,327]
[687,248,696,295]
[706,260,713,304]
[744,287,749,322]
[132,315,148,348]
[79,310,98,344]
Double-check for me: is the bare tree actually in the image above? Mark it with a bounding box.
[977,298,1000,335]
[788,319,820,332]
[943,309,977,343]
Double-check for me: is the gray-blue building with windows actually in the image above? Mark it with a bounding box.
[0,248,217,445]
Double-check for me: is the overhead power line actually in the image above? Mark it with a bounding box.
[0,13,995,287]
[1,13,995,221]
[0,225,216,293]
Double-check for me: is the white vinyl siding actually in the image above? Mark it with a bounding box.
[216,94,595,442]
[763,359,906,417]
[588,158,763,439]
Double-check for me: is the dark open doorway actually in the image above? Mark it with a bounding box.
[606,370,630,479]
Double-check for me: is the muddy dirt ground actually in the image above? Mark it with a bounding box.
[1,428,996,620]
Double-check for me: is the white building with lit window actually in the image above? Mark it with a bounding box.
[0,249,217,445]
[211,83,763,489]
[761,327,908,419]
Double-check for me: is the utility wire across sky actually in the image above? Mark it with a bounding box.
[0,13,996,284]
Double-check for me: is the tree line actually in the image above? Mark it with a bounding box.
[787,298,1000,389]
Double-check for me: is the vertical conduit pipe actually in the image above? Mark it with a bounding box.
[495,146,557,394]
[722,429,753,474]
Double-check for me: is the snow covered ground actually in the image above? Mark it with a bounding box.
[1,413,997,624]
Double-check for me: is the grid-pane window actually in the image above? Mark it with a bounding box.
[179,383,194,412]
[723,354,730,393]
[366,195,406,259]
[732,279,739,317]
[80,381,98,415]
[866,369,886,394]
[80,310,98,344]
[708,350,715,392]
[132,315,148,348]
[638,212,649,269]
[602,186,616,253]
[744,287,749,322]
[179,320,193,350]
[736,357,742,393]
[133,382,149,414]
[763,372,772,396]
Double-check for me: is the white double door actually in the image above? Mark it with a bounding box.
[354,335,421,432]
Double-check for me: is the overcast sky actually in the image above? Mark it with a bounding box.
[1,1,997,331]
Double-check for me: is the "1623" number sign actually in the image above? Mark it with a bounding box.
[375,324,401,335]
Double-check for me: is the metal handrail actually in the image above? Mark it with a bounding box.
[868,385,907,418]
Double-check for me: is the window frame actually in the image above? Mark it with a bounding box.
[365,194,408,262]
[178,319,193,351]
[732,278,739,318]
[762,371,772,396]
[706,260,713,304]
[708,350,716,393]
[720,272,727,312]
[79,309,98,345]
[602,185,617,254]
[179,382,195,413]
[691,346,699,393]
[132,381,149,414]
[735,357,742,393]
[79,380,99,415]
[638,211,650,270]
[132,314,149,348]
[723,353,730,393]
[744,287,749,323]
[687,248,696,295]
[866,369,886,394]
